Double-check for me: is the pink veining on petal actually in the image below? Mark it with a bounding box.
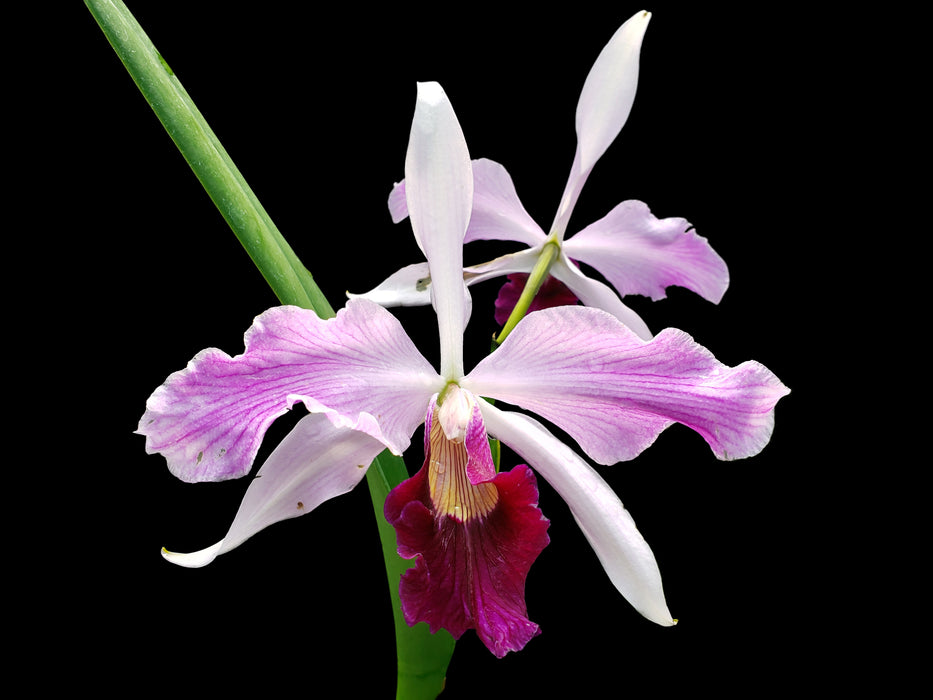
[562,200,729,303]
[464,305,790,464]
[385,396,550,657]
[138,299,441,483]
[493,273,581,327]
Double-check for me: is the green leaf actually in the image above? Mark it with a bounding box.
[84,0,329,316]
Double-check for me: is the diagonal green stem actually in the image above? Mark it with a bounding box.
[494,238,561,346]
[86,2,454,696]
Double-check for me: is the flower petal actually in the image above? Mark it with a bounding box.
[465,158,547,246]
[162,413,386,567]
[406,81,473,380]
[386,159,547,248]
[549,256,653,340]
[576,11,651,176]
[385,396,549,657]
[139,299,441,483]
[563,200,729,303]
[550,11,651,239]
[347,262,433,307]
[348,248,541,312]
[479,402,675,626]
[463,305,789,463]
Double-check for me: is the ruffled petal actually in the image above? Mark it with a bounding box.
[550,256,653,340]
[463,305,789,464]
[162,413,386,567]
[406,82,473,380]
[550,11,651,239]
[139,299,441,483]
[478,403,674,626]
[386,159,547,248]
[563,200,729,303]
[385,395,549,657]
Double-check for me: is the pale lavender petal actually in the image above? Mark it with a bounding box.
[479,402,674,626]
[347,262,432,307]
[406,82,473,379]
[550,11,651,239]
[139,299,442,483]
[386,159,547,248]
[388,180,408,224]
[563,200,729,303]
[463,306,789,463]
[465,159,547,246]
[550,256,653,340]
[162,413,386,567]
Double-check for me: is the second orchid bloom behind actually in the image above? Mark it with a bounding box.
[354,11,729,342]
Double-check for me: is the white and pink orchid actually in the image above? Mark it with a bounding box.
[140,80,787,657]
[355,11,728,340]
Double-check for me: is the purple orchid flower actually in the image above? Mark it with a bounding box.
[140,82,788,657]
[353,11,728,340]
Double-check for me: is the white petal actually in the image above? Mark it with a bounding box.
[464,246,541,285]
[161,413,387,567]
[406,82,473,379]
[479,403,675,626]
[550,11,651,239]
[549,255,653,340]
[576,11,651,175]
[347,262,433,307]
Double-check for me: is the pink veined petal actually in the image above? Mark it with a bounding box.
[479,402,674,626]
[385,395,550,657]
[386,159,547,248]
[161,413,387,567]
[406,82,473,380]
[138,299,442,483]
[550,255,653,340]
[550,11,651,240]
[563,200,729,303]
[463,305,790,464]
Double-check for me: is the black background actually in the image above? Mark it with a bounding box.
[16,2,902,697]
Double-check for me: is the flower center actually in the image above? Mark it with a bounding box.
[427,401,498,522]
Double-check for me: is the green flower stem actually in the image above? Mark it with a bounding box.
[494,238,561,346]
[366,455,456,698]
[86,2,454,696]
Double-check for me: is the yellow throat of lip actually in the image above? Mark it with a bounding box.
[427,407,498,522]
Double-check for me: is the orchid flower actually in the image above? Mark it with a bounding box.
[353,11,728,341]
[140,82,788,657]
